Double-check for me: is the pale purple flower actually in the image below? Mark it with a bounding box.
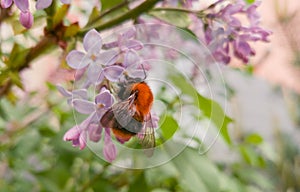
[56,85,88,105]
[63,114,90,150]
[36,0,70,10]
[245,1,261,26]
[19,11,33,29]
[199,0,271,64]
[1,0,33,28]
[233,39,255,63]
[1,0,13,8]
[72,88,114,118]
[66,29,104,69]
[66,29,123,84]
[103,128,117,162]
[103,28,143,52]
[63,87,114,151]
[14,0,28,11]
[121,49,146,79]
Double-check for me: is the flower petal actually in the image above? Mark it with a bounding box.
[122,28,136,39]
[19,11,33,29]
[233,40,255,63]
[56,85,72,97]
[127,69,146,79]
[125,40,143,50]
[103,129,117,162]
[87,63,103,83]
[96,50,119,66]
[60,0,70,4]
[63,125,81,141]
[95,90,114,107]
[103,41,118,49]
[88,124,102,142]
[74,67,87,81]
[103,66,124,82]
[1,0,13,8]
[66,50,90,69]
[96,71,105,85]
[79,131,87,150]
[72,89,88,100]
[124,49,140,67]
[14,0,29,11]
[72,99,95,114]
[35,0,52,10]
[72,138,80,147]
[83,29,102,54]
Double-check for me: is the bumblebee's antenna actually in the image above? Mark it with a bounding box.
[141,63,147,81]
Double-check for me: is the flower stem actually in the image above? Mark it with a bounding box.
[87,0,130,26]
[150,7,205,18]
[81,0,162,34]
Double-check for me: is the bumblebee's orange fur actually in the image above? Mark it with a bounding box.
[131,82,153,120]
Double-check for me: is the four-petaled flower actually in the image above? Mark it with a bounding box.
[103,28,143,52]
[66,29,124,84]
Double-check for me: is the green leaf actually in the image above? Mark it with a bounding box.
[244,64,254,75]
[149,10,191,28]
[233,166,274,191]
[239,145,265,167]
[64,23,80,38]
[245,0,255,4]
[8,71,23,90]
[8,43,30,70]
[159,114,178,141]
[100,0,124,12]
[171,147,221,192]
[0,101,8,121]
[53,4,70,28]
[128,172,150,192]
[6,91,18,104]
[170,74,233,144]
[11,19,27,35]
[245,133,263,145]
[38,126,57,137]
[87,7,101,25]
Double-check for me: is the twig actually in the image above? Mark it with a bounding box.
[81,0,162,33]
[87,0,130,26]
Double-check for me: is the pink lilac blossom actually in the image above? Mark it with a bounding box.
[103,28,143,52]
[1,0,33,28]
[36,0,70,10]
[202,0,271,64]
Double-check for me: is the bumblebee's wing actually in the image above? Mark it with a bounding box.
[101,98,135,127]
[112,100,136,127]
[140,115,156,157]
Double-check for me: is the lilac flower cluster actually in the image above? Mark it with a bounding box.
[1,0,33,28]
[59,28,158,162]
[160,0,271,64]
[0,0,69,29]
[202,0,271,64]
